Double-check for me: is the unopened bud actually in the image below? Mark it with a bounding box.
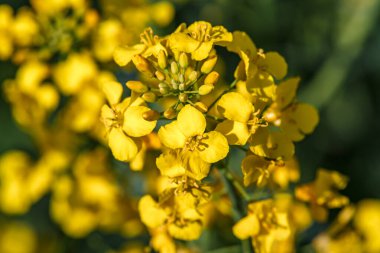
[204,71,219,85]
[158,50,167,69]
[178,83,185,91]
[198,84,214,95]
[142,91,157,103]
[164,107,176,119]
[194,102,208,113]
[132,55,153,76]
[158,83,168,94]
[171,80,178,90]
[171,62,179,74]
[126,80,148,93]
[143,110,160,121]
[178,93,188,103]
[179,52,188,69]
[201,55,218,74]
[155,70,165,81]
[188,71,198,82]
[178,74,184,83]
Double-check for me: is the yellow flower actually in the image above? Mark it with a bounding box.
[295,169,349,222]
[225,31,287,80]
[354,199,380,252]
[263,77,319,141]
[233,199,292,253]
[157,105,229,180]
[0,222,37,253]
[168,21,232,60]
[215,92,263,145]
[249,127,295,160]
[138,184,209,241]
[113,27,166,67]
[101,81,157,162]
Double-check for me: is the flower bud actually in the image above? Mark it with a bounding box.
[155,70,165,81]
[204,71,219,85]
[132,55,153,76]
[178,93,188,103]
[178,83,185,91]
[179,52,188,69]
[178,74,184,83]
[201,55,218,74]
[198,84,214,95]
[126,80,148,93]
[143,109,160,121]
[188,71,198,82]
[142,91,157,103]
[158,83,169,94]
[158,50,167,69]
[171,62,179,74]
[194,102,208,113]
[164,107,176,119]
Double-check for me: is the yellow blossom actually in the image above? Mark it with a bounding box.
[157,105,229,180]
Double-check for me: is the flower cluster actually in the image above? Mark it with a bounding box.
[100,21,349,252]
[0,1,374,251]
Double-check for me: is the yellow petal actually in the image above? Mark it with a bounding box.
[123,106,157,137]
[263,52,287,80]
[232,214,260,240]
[192,41,213,61]
[177,105,206,137]
[139,195,167,228]
[211,25,233,43]
[168,221,202,241]
[249,128,294,160]
[158,121,186,149]
[184,152,211,181]
[168,33,200,53]
[156,150,186,178]
[108,128,138,162]
[224,31,257,57]
[275,77,300,108]
[281,103,319,141]
[241,155,270,187]
[113,44,146,66]
[217,92,253,122]
[198,131,229,163]
[102,81,123,105]
[215,120,250,145]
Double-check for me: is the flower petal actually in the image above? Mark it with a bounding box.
[158,121,186,149]
[249,128,294,160]
[232,214,260,240]
[275,77,300,108]
[177,105,206,137]
[184,152,211,181]
[263,52,287,80]
[123,106,157,137]
[102,81,123,105]
[113,44,146,66]
[217,92,253,122]
[192,41,213,61]
[282,103,319,141]
[198,131,229,163]
[215,120,250,145]
[168,33,200,54]
[108,128,138,162]
[139,195,167,228]
[156,150,186,178]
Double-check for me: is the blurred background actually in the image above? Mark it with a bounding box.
[0,0,379,252]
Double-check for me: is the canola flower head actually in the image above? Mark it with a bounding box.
[0,4,362,251]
